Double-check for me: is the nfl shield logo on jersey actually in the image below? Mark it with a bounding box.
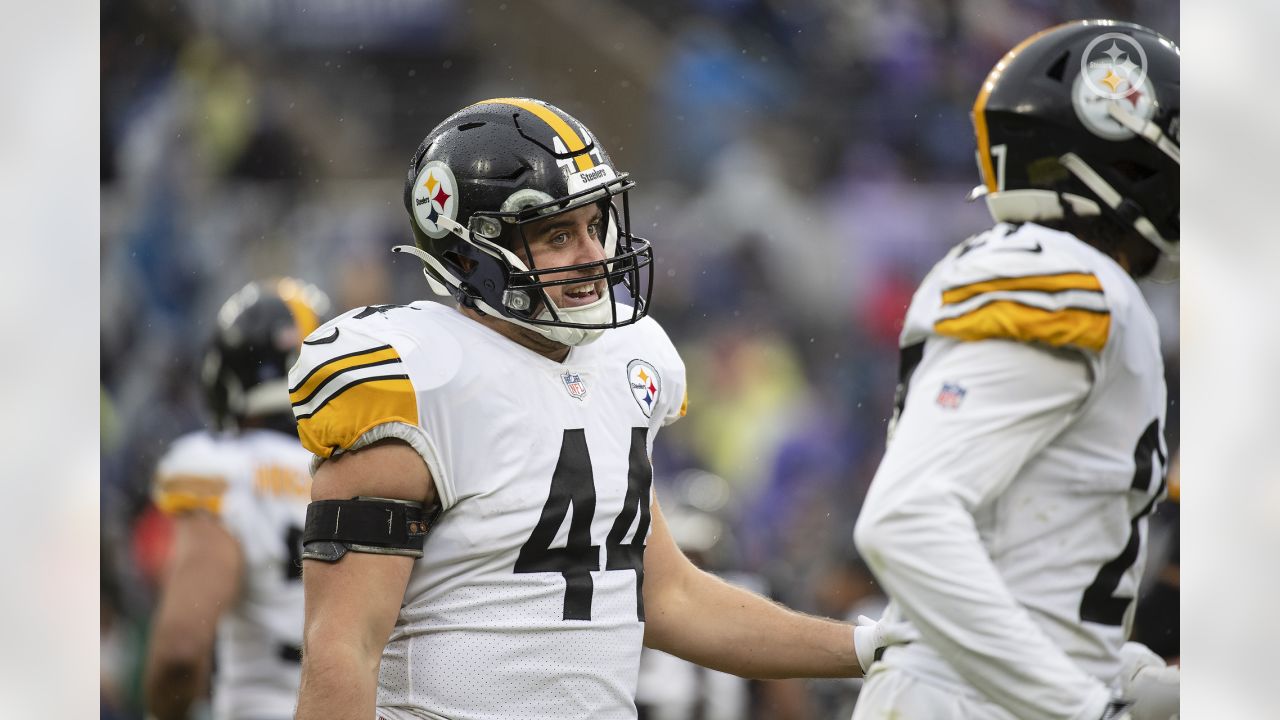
[936,382,967,409]
[627,359,661,418]
[561,371,587,401]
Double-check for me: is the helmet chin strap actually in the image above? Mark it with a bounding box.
[1106,102,1180,164]
[977,151,1178,280]
[1058,152,1178,260]
[392,244,610,347]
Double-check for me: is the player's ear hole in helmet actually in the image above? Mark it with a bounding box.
[394,97,654,347]
[202,277,331,433]
[968,20,1179,279]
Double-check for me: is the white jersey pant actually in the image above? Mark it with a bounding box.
[852,665,1017,720]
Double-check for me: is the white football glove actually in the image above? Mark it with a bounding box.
[1115,641,1179,720]
[852,614,919,674]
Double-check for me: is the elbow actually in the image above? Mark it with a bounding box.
[147,632,209,679]
[853,506,891,560]
[854,501,921,573]
[144,648,205,720]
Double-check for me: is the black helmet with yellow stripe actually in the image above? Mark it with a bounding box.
[202,278,330,431]
[970,20,1179,278]
[397,97,653,346]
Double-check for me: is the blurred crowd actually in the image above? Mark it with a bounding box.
[101,0,1180,717]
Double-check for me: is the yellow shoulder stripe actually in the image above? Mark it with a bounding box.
[155,492,223,515]
[296,377,417,458]
[289,345,401,406]
[935,301,1110,352]
[942,272,1102,305]
[679,389,688,418]
[153,473,228,515]
[478,97,594,172]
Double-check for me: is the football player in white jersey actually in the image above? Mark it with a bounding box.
[144,278,329,720]
[289,98,911,720]
[851,21,1180,720]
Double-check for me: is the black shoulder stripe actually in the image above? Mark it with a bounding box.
[288,344,394,394]
[289,356,405,409]
[294,373,412,420]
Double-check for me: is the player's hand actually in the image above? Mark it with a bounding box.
[852,614,919,674]
[1115,641,1179,720]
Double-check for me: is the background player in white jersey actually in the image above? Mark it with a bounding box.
[852,21,1180,720]
[289,98,911,720]
[144,278,329,720]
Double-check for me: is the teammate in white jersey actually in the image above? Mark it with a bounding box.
[289,98,910,720]
[145,278,329,720]
[852,21,1180,720]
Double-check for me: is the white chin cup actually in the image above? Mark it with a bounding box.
[533,294,615,346]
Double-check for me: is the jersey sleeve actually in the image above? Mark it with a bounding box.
[288,315,422,461]
[152,433,263,550]
[153,433,236,515]
[909,228,1112,354]
[855,338,1111,720]
[645,317,689,427]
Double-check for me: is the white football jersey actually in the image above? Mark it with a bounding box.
[153,428,313,720]
[288,302,688,720]
[856,222,1169,720]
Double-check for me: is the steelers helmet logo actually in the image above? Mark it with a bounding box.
[412,161,459,239]
[1078,32,1149,101]
[1071,52,1159,142]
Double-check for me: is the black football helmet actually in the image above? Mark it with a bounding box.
[395,97,653,346]
[202,278,330,430]
[970,20,1179,277]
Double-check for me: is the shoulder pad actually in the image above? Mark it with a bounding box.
[928,225,1111,352]
[289,311,420,459]
[152,433,235,515]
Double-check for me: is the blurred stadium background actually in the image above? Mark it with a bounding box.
[100,1,1180,717]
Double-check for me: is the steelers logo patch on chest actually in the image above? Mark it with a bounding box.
[627,359,661,418]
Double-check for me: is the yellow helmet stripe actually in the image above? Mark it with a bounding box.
[275,277,321,338]
[973,22,1076,192]
[478,97,595,172]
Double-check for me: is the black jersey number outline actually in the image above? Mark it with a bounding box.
[284,525,304,582]
[1079,419,1167,626]
[278,525,306,663]
[515,428,653,621]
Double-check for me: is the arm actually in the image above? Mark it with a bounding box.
[642,495,863,679]
[854,338,1111,720]
[294,441,435,720]
[144,512,242,720]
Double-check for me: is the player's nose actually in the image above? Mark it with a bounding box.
[572,227,607,266]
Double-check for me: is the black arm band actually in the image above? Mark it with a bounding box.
[301,496,439,563]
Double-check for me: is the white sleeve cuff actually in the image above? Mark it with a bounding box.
[310,420,455,510]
